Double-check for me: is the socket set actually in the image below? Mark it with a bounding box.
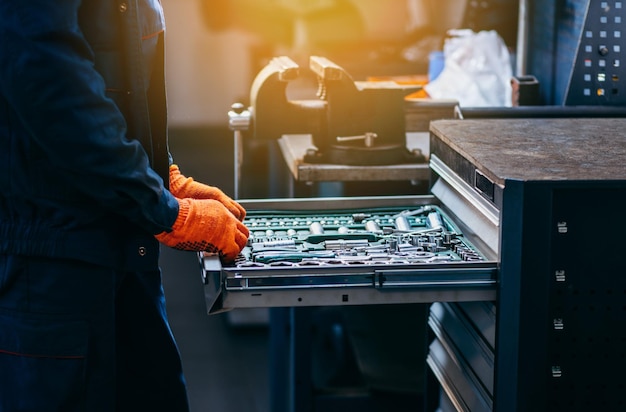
[200,200,497,312]
[235,205,486,269]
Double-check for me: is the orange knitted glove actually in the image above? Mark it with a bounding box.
[169,164,246,220]
[155,198,249,262]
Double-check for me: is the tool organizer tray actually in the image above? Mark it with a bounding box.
[200,198,497,313]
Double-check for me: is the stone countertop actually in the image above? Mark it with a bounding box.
[429,118,626,185]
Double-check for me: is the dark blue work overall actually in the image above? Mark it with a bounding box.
[0,1,188,410]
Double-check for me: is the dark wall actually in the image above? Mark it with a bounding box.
[527,0,588,104]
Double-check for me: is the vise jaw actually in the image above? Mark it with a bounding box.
[249,56,424,166]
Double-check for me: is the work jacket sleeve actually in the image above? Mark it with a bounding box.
[0,0,178,234]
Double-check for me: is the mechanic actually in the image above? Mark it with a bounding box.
[0,1,248,411]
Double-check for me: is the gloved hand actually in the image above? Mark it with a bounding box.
[156,197,249,262]
[169,164,246,220]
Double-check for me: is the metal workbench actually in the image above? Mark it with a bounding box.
[277,133,430,183]
[428,117,626,411]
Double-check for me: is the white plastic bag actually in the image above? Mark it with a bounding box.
[424,29,513,107]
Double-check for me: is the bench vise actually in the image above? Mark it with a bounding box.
[247,56,425,166]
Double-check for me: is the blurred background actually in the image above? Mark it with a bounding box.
[158,1,518,411]
[162,0,518,128]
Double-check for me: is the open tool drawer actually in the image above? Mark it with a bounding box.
[199,192,498,314]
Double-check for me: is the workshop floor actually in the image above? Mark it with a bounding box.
[161,127,270,412]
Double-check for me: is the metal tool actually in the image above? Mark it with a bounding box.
[227,102,250,199]
[234,206,485,267]
[244,55,426,166]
